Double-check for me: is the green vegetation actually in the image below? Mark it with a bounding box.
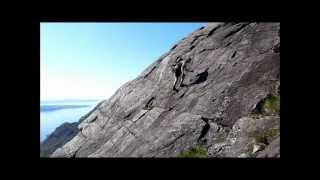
[177,147,207,158]
[252,128,279,145]
[143,106,153,110]
[262,95,280,114]
[254,94,280,115]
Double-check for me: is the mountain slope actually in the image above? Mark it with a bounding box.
[50,22,280,158]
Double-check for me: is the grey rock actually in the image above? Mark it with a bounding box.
[257,136,280,158]
[238,153,249,158]
[207,115,280,157]
[50,22,280,158]
[252,144,264,154]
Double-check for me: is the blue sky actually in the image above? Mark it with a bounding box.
[41,23,206,101]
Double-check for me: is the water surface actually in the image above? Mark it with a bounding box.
[40,100,101,142]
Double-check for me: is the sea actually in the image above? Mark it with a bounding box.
[40,99,101,142]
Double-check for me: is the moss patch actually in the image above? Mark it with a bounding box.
[263,95,280,114]
[177,147,207,158]
[142,106,153,110]
[254,95,280,115]
[252,128,279,145]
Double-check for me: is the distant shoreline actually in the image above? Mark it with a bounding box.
[40,105,91,112]
[41,99,102,104]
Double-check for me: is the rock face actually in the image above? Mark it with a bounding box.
[207,115,280,157]
[50,22,280,158]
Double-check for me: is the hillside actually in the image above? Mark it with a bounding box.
[48,22,280,158]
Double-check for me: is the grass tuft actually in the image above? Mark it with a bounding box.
[262,95,280,115]
[254,94,280,115]
[177,147,207,158]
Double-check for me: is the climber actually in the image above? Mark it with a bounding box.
[180,58,194,87]
[172,61,183,92]
[172,57,193,91]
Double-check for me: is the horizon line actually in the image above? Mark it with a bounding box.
[40,98,105,102]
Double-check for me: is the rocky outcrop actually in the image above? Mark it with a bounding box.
[50,22,280,158]
[207,115,280,157]
[40,122,79,157]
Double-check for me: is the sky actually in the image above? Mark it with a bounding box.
[40,23,206,101]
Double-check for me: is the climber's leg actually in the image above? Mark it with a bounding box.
[182,71,187,86]
[173,76,178,91]
[177,76,182,88]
